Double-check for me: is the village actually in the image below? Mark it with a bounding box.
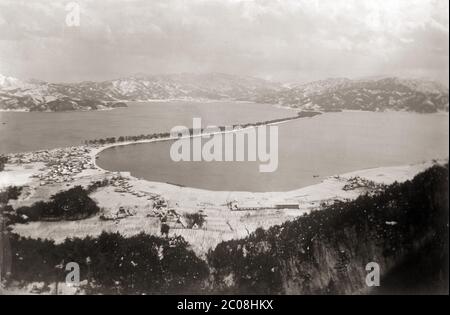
[6,146,96,186]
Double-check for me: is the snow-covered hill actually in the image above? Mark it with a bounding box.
[0,73,448,112]
[0,73,282,111]
[257,77,449,113]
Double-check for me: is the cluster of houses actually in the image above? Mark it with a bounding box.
[110,175,158,199]
[341,176,384,193]
[151,197,186,229]
[99,206,137,221]
[111,176,134,194]
[7,146,96,186]
[107,175,184,227]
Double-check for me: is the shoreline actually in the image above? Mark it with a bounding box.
[0,99,259,113]
[91,111,312,171]
[3,152,445,256]
[1,109,448,256]
[0,107,122,113]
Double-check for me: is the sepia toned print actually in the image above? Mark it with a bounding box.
[0,0,448,296]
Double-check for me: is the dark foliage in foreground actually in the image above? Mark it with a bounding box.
[373,235,449,294]
[207,164,449,294]
[184,212,206,229]
[9,232,209,294]
[13,186,99,222]
[0,155,7,172]
[5,164,449,294]
[0,186,22,204]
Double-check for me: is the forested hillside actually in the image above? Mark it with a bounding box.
[207,164,449,294]
[2,164,448,294]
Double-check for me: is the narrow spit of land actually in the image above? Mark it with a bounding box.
[1,109,446,259]
[84,110,321,147]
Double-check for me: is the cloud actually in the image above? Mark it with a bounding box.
[0,0,448,85]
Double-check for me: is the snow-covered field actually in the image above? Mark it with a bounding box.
[0,162,45,189]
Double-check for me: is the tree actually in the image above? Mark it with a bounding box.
[160,223,170,236]
[9,232,209,294]
[0,186,22,204]
[184,212,206,229]
[15,186,99,221]
[0,155,7,172]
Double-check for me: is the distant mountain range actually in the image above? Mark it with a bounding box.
[0,73,448,113]
[258,77,449,113]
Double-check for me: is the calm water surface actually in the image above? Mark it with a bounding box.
[0,101,291,154]
[1,103,448,192]
[97,111,449,192]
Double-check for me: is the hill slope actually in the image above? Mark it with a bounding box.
[258,77,449,113]
[1,73,448,112]
[0,73,281,112]
[208,163,449,294]
[3,163,448,294]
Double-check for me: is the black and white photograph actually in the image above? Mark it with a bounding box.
[0,0,448,297]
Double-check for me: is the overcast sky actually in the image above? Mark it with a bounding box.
[0,0,448,85]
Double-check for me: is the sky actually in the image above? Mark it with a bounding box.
[0,0,448,85]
